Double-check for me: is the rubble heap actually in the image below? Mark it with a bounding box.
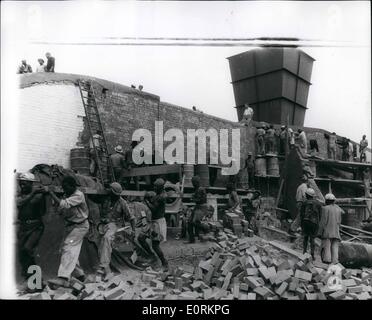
[20,231,372,300]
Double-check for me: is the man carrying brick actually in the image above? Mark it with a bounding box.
[185,176,208,243]
[16,173,47,286]
[144,179,169,269]
[318,193,344,264]
[47,176,89,288]
[300,188,322,260]
[290,175,309,234]
[98,182,136,278]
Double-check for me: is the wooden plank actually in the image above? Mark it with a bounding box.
[121,164,181,177]
[340,225,372,236]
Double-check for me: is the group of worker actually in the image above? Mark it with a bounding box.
[291,174,344,264]
[17,166,235,292]
[17,52,55,74]
[255,124,306,156]
[256,122,369,164]
[325,132,368,162]
[16,172,169,292]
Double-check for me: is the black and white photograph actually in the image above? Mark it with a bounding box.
[1,0,372,306]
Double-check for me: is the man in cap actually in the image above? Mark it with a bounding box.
[144,179,168,269]
[290,175,309,234]
[300,188,322,260]
[185,176,208,243]
[98,182,136,278]
[318,193,344,264]
[16,173,47,283]
[47,176,90,288]
[110,145,126,184]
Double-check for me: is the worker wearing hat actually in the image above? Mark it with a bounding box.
[300,188,322,260]
[318,193,344,264]
[144,178,168,269]
[16,172,47,288]
[98,182,136,278]
[110,145,126,184]
[290,174,309,234]
[48,176,90,288]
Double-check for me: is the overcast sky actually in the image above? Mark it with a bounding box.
[2,0,371,142]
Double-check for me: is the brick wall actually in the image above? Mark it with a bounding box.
[17,83,85,172]
[18,74,254,175]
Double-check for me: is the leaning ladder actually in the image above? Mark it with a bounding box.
[78,79,115,185]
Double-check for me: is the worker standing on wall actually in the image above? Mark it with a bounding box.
[45,52,55,72]
[110,145,126,185]
[144,179,168,270]
[225,182,242,215]
[89,130,103,177]
[98,182,136,279]
[326,132,337,160]
[300,188,322,260]
[186,176,208,243]
[265,124,276,154]
[360,135,368,163]
[16,173,47,288]
[318,193,344,264]
[256,125,266,155]
[297,129,307,155]
[47,176,90,288]
[290,175,309,234]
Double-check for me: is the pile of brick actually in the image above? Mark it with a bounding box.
[20,233,372,300]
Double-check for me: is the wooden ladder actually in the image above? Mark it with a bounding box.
[78,79,115,185]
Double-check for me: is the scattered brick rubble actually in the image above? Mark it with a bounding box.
[19,229,372,300]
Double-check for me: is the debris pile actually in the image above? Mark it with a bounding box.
[20,231,372,300]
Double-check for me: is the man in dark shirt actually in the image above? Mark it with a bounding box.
[16,173,47,281]
[98,182,135,278]
[185,176,208,243]
[144,179,168,269]
[45,52,55,72]
[300,188,322,260]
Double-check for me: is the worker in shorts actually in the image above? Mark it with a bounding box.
[300,188,322,260]
[144,179,168,270]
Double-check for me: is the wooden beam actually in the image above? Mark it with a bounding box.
[121,164,181,177]
[340,224,372,236]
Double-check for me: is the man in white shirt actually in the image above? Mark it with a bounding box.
[36,59,46,72]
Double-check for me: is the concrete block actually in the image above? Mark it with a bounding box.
[294,270,312,282]
[275,282,288,297]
